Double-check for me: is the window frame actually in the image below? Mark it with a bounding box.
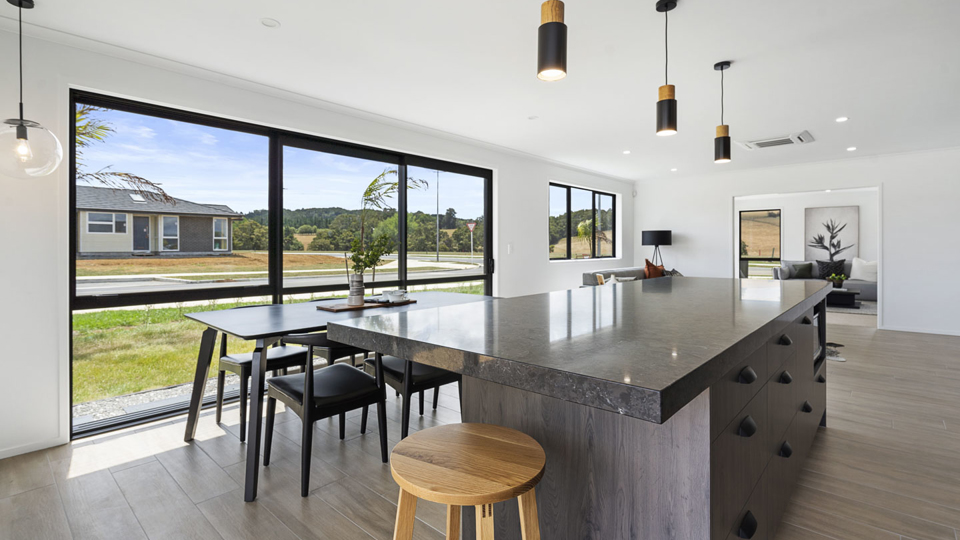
[212,217,228,251]
[548,182,617,261]
[738,209,782,262]
[86,212,127,234]
[161,215,180,252]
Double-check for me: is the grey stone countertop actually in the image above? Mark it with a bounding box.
[328,277,832,424]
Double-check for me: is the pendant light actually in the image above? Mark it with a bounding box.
[537,0,567,81]
[655,0,678,136]
[1,0,62,180]
[714,61,732,164]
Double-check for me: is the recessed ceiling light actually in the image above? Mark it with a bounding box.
[825,189,832,193]
[847,147,857,152]
[836,117,849,123]
[623,150,631,155]
[528,115,539,121]
[670,168,678,172]
[260,18,281,28]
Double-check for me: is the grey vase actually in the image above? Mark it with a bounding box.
[347,274,365,306]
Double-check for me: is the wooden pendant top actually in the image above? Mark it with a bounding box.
[659,84,676,101]
[541,0,564,25]
[390,423,546,506]
[717,125,730,138]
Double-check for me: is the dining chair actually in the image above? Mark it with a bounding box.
[263,336,388,497]
[363,356,462,439]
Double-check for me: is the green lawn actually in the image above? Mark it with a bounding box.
[72,282,484,404]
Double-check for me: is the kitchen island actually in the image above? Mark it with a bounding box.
[328,277,831,540]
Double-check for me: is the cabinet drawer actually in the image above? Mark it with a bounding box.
[711,386,770,540]
[767,352,798,446]
[767,323,797,373]
[795,309,817,365]
[711,345,769,441]
[765,417,800,539]
[724,473,769,540]
[796,361,826,456]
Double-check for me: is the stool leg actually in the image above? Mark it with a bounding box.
[433,386,440,411]
[419,390,425,416]
[339,412,346,440]
[518,488,541,540]
[393,489,418,540]
[360,405,369,434]
[475,503,494,540]
[446,505,461,540]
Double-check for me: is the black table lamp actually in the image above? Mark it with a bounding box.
[642,230,672,266]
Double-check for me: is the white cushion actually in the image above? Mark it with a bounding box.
[849,257,878,282]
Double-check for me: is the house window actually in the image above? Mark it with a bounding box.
[548,183,616,260]
[162,216,179,251]
[213,218,228,251]
[739,209,781,279]
[87,212,127,234]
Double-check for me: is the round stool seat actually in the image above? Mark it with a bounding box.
[390,423,546,506]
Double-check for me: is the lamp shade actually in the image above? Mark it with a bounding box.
[642,230,672,246]
[0,119,63,179]
[537,0,567,81]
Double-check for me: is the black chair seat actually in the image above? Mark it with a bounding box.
[281,332,369,362]
[219,345,307,369]
[365,356,460,386]
[269,364,380,407]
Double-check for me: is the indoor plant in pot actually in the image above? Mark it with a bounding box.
[347,234,394,305]
[826,273,847,289]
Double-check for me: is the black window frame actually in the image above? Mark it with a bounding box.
[69,90,493,437]
[738,209,782,263]
[548,182,617,260]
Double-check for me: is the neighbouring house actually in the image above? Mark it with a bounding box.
[76,185,243,257]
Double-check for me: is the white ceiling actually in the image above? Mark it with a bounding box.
[6,0,960,180]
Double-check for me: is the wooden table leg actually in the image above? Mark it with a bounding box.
[475,503,494,540]
[184,327,218,442]
[393,488,418,540]
[243,338,273,502]
[518,488,541,540]
[446,504,461,540]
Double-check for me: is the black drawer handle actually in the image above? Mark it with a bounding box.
[817,374,826,383]
[779,371,793,384]
[738,510,758,539]
[738,416,758,438]
[801,316,813,325]
[738,366,758,385]
[802,400,813,413]
[778,334,793,346]
[779,440,793,458]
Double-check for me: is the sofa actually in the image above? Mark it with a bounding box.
[775,260,877,301]
[582,267,649,286]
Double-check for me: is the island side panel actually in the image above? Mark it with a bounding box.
[460,376,711,540]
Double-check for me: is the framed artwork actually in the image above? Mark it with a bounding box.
[804,206,859,261]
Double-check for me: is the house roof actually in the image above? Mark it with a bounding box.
[76,186,242,218]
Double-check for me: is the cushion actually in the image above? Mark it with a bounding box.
[850,257,878,282]
[268,363,380,407]
[790,262,814,279]
[220,345,308,370]
[817,259,846,279]
[663,269,684,277]
[644,259,665,279]
[364,356,460,388]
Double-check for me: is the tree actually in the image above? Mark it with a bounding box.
[283,226,304,251]
[233,220,268,251]
[297,224,318,234]
[307,230,334,251]
[442,208,458,229]
[75,105,172,202]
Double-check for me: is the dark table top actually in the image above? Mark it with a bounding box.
[328,277,832,423]
[185,292,490,340]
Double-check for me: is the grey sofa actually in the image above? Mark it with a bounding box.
[582,267,649,286]
[775,260,877,301]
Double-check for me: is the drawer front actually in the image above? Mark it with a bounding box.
[711,386,770,540]
[711,345,769,441]
[795,308,817,365]
[796,361,826,456]
[767,351,798,446]
[765,417,800,539]
[767,322,798,373]
[724,471,769,540]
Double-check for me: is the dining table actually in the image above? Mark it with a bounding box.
[182,291,490,502]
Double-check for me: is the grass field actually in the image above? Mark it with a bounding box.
[76,252,349,277]
[72,282,484,404]
[550,231,614,259]
[741,212,781,259]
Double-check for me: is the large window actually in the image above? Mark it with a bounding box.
[69,91,492,436]
[739,209,781,279]
[548,183,617,260]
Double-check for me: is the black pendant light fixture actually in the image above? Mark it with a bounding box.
[1,0,62,179]
[655,0,678,136]
[714,61,732,164]
[537,0,567,81]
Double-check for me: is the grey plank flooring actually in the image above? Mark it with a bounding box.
[1,326,959,539]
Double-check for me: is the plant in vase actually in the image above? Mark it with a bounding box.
[826,273,847,289]
[347,234,395,305]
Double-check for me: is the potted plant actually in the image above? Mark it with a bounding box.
[347,234,395,305]
[826,273,847,289]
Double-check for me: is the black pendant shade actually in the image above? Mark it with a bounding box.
[656,0,678,136]
[714,61,732,163]
[538,0,567,81]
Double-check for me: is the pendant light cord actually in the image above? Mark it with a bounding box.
[18,2,24,122]
[720,65,725,125]
[664,11,669,85]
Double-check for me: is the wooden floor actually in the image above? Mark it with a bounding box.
[1,324,959,540]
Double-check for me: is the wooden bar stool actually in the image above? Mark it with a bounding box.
[390,423,546,540]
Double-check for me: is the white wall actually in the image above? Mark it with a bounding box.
[0,30,634,458]
[734,188,880,264]
[635,148,960,337]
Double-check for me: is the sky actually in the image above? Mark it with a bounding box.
[79,106,485,220]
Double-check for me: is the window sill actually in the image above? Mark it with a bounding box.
[548,257,622,264]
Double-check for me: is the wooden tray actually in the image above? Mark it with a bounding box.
[316,299,417,313]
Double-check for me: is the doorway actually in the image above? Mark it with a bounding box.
[133,216,150,252]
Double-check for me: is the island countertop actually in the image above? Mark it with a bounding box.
[328,277,831,424]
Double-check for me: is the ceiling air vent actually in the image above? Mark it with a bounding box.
[737,130,815,151]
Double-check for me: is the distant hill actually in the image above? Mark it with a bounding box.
[245,207,363,229]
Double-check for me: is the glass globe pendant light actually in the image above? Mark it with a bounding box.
[1,0,62,179]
